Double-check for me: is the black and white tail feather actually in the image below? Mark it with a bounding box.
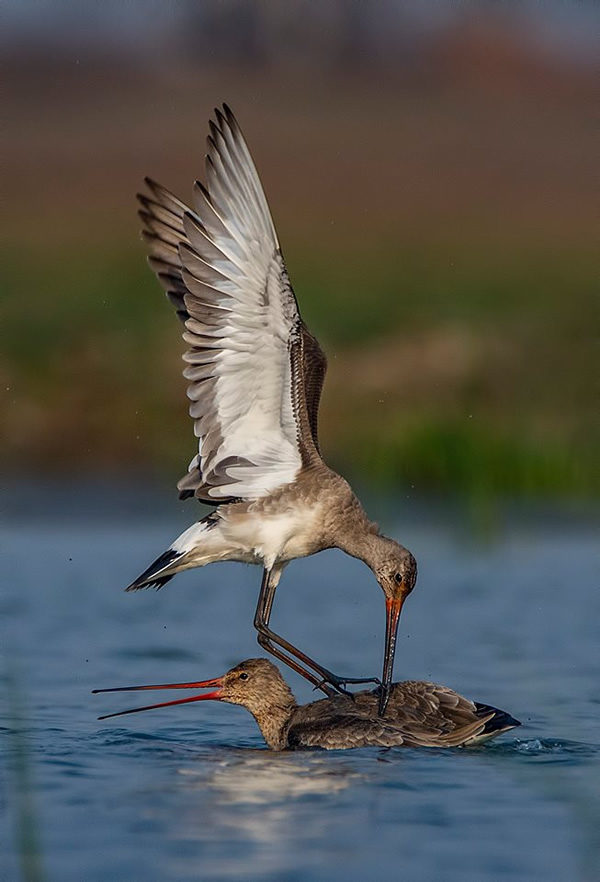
[126,512,221,591]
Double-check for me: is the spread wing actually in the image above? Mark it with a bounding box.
[138,104,327,502]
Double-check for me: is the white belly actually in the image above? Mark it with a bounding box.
[223,505,322,569]
[170,502,324,572]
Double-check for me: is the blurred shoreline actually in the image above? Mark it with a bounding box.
[3,4,596,499]
[2,477,596,532]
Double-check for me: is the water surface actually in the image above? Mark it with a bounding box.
[2,488,598,881]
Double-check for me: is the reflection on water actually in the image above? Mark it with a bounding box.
[168,752,367,879]
[192,751,365,804]
[1,487,598,882]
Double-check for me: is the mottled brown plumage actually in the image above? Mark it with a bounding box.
[95,658,521,751]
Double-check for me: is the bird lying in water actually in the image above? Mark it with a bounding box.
[94,658,520,751]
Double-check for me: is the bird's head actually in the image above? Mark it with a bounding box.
[373,540,418,603]
[208,658,296,714]
[93,658,296,722]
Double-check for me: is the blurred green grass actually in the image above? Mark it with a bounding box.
[3,240,596,499]
[4,0,596,503]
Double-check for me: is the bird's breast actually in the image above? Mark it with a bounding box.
[225,502,325,568]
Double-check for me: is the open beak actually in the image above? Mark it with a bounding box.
[378,594,407,716]
[92,676,224,721]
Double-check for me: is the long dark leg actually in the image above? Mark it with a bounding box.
[254,567,380,696]
[253,567,334,696]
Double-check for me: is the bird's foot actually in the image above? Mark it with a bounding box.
[313,671,382,699]
[312,680,340,698]
[342,675,382,686]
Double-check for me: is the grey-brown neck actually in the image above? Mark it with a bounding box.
[324,489,416,595]
[324,492,398,574]
[316,474,379,556]
[226,664,299,750]
[338,529,399,570]
[247,688,298,751]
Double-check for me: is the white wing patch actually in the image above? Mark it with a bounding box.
[139,106,308,501]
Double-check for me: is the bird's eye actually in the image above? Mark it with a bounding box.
[239,672,249,681]
[394,572,403,585]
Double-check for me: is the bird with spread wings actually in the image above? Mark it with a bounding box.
[127,105,417,715]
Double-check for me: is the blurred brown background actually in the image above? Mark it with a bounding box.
[3,1,596,501]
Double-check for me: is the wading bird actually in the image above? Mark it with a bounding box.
[128,104,417,713]
[94,658,520,751]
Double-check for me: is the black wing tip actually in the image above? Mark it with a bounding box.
[222,103,238,130]
[125,549,181,592]
[475,702,521,734]
[208,118,220,141]
[215,102,233,121]
[193,180,210,199]
[137,193,160,213]
[137,208,153,225]
[142,175,161,196]
[140,228,160,243]
[214,103,242,146]
[205,148,217,174]
[214,107,226,130]
[141,176,178,205]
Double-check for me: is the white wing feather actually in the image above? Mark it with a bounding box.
[139,106,308,501]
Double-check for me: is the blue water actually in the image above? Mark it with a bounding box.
[2,487,599,881]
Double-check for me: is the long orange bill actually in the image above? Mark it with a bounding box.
[92,676,224,721]
[378,596,406,716]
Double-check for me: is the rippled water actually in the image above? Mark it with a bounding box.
[2,487,598,881]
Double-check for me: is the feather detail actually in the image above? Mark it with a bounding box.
[138,105,327,503]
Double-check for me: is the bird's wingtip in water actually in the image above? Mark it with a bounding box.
[94,658,521,751]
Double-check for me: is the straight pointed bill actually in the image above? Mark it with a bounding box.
[379,595,407,716]
[93,677,224,721]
